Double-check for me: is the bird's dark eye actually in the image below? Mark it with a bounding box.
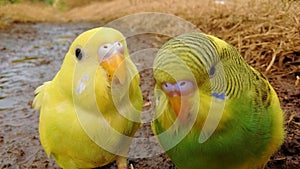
[75,48,83,60]
[209,65,216,77]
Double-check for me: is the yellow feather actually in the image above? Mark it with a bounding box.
[33,27,142,169]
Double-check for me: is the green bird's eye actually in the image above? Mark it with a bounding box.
[209,65,216,78]
[75,48,83,60]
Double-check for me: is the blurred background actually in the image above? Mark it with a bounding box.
[0,0,299,168]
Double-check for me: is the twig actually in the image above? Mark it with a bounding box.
[265,41,283,73]
[295,76,300,86]
[265,50,278,73]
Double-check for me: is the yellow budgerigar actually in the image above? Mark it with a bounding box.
[33,27,142,169]
[152,32,284,169]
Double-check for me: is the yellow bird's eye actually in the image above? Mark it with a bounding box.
[75,47,83,60]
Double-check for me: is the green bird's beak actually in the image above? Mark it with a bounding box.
[169,95,191,124]
[162,80,196,123]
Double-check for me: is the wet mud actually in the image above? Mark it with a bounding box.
[0,23,299,169]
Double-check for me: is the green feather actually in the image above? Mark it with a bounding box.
[152,33,284,169]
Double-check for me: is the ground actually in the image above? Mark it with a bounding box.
[0,0,299,169]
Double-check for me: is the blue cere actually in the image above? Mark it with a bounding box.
[212,92,226,100]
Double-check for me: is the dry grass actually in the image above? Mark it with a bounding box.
[0,0,299,78]
[0,2,62,26]
[0,1,299,168]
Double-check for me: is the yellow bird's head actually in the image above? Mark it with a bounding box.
[54,27,130,106]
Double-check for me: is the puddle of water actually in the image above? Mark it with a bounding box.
[0,22,100,168]
[0,23,174,168]
[0,98,17,110]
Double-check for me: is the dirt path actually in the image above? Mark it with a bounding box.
[0,23,175,169]
[0,23,299,169]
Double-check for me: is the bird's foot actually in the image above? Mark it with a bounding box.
[116,157,129,169]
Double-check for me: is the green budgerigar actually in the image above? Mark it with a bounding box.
[152,32,284,169]
[33,27,142,169]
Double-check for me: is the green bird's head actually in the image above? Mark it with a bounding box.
[153,32,244,123]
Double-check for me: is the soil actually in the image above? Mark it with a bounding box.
[0,22,299,169]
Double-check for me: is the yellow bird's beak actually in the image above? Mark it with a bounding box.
[169,95,191,123]
[100,53,126,84]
